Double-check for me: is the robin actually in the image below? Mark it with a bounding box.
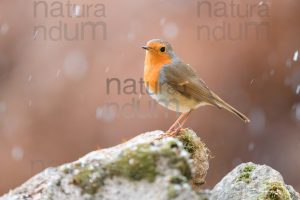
[142,39,250,135]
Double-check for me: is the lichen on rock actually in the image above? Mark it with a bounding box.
[1,129,210,200]
[106,143,158,182]
[211,162,299,200]
[105,139,193,183]
[66,163,106,195]
[1,130,299,200]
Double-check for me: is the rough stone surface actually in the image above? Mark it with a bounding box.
[0,129,210,200]
[211,162,300,200]
[1,130,299,200]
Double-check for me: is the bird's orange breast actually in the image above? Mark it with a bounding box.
[144,53,172,93]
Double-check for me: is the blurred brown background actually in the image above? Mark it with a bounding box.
[1,0,300,195]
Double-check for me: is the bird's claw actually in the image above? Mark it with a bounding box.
[167,121,182,133]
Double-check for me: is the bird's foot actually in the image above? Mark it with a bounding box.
[167,121,182,133]
[168,126,183,136]
[157,111,192,140]
[155,126,183,140]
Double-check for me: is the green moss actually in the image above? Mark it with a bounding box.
[70,140,192,195]
[167,176,188,199]
[237,164,256,184]
[72,167,104,195]
[196,191,210,200]
[106,144,158,182]
[264,182,291,200]
[63,168,70,174]
[56,180,61,187]
[176,129,198,156]
[160,140,192,179]
[63,163,81,174]
[169,175,187,184]
[167,184,181,199]
[107,142,192,182]
[244,165,256,172]
[238,173,251,183]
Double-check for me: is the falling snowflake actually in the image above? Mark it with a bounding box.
[63,50,89,80]
[11,146,24,161]
[74,5,81,17]
[33,31,39,40]
[294,103,300,121]
[248,143,255,151]
[28,100,32,107]
[127,31,135,42]
[296,85,300,95]
[56,69,61,78]
[160,18,166,26]
[0,101,7,113]
[163,22,178,39]
[248,108,266,134]
[96,105,117,122]
[0,23,9,35]
[28,74,32,82]
[286,58,292,68]
[293,50,299,62]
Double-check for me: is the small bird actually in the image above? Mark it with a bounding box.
[142,39,250,135]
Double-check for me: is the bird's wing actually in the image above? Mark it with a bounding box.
[160,61,219,107]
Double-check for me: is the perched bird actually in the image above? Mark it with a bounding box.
[142,39,250,135]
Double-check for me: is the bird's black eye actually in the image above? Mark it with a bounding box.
[160,47,166,52]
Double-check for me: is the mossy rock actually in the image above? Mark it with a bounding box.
[72,167,105,195]
[176,129,210,186]
[67,136,195,195]
[106,140,192,182]
[263,182,291,200]
[237,164,256,184]
[106,144,158,182]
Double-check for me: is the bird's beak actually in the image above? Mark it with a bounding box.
[142,46,150,50]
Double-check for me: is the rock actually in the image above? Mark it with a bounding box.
[176,129,210,186]
[1,129,299,200]
[0,129,210,200]
[211,162,300,200]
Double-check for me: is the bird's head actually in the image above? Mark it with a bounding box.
[142,39,175,65]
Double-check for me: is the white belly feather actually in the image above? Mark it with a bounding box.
[147,83,207,113]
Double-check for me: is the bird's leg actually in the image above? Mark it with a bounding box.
[178,110,192,128]
[167,113,187,133]
[156,111,192,140]
[169,110,192,136]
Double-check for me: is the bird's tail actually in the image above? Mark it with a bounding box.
[211,92,250,123]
